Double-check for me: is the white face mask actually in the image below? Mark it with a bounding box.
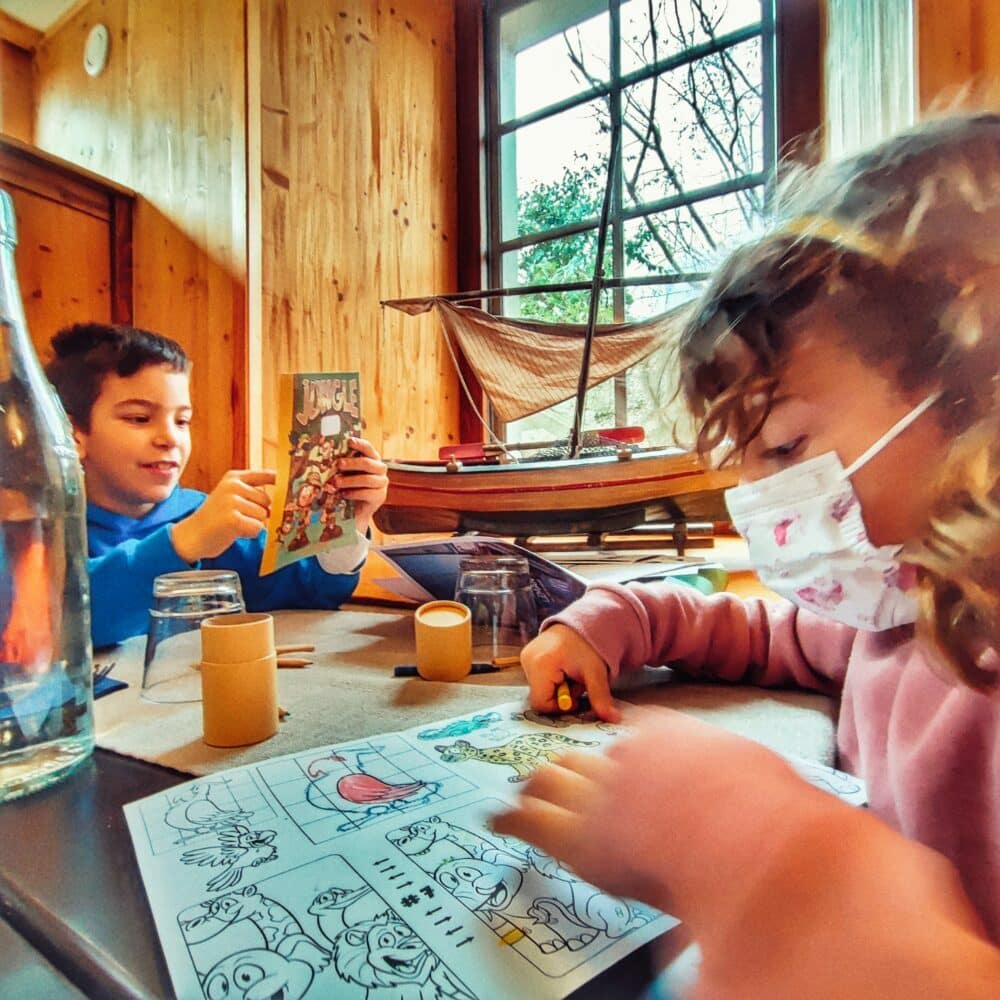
[725,394,940,631]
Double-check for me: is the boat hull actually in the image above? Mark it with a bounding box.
[374,449,737,535]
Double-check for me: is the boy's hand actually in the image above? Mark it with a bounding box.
[520,624,619,722]
[334,437,388,534]
[171,470,276,563]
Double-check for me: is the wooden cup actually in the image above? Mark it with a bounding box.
[200,612,275,664]
[201,653,278,747]
[414,600,472,681]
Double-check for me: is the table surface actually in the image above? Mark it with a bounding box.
[1,604,837,999]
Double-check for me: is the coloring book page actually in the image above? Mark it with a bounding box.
[124,703,675,1000]
[124,701,868,999]
[260,372,361,576]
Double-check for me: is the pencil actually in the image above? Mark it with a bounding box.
[276,644,316,654]
[491,655,521,668]
[277,657,313,668]
[393,663,498,677]
[556,680,573,712]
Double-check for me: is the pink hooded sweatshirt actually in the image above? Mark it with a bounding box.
[548,582,1000,943]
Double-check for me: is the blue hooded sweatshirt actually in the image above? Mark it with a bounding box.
[87,487,361,648]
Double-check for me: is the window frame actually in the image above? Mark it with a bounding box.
[454,0,821,442]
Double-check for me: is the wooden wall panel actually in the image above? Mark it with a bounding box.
[916,0,1000,109]
[30,0,247,492]
[7,186,111,347]
[1,40,34,142]
[258,0,460,491]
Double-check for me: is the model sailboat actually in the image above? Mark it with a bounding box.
[375,129,736,539]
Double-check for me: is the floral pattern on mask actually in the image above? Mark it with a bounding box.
[773,516,798,546]
[795,581,845,611]
[725,452,919,632]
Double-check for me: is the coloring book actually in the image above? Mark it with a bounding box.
[124,702,867,1000]
[260,372,361,576]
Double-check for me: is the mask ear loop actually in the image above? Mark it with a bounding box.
[844,392,943,477]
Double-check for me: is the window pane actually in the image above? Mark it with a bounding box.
[621,0,763,75]
[500,98,609,242]
[499,5,610,122]
[506,383,618,446]
[622,36,765,208]
[503,240,616,325]
[624,187,764,276]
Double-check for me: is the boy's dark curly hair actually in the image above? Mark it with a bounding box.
[45,323,189,431]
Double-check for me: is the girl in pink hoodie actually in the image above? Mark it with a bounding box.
[493,114,1000,997]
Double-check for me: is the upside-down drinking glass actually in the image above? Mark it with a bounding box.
[141,570,245,703]
[453,556,538,662]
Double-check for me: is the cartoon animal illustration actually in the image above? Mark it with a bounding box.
[434,856,591,956]
[434,733,599,783]
[331,910,474,1000]
[180,826,278,892]
[387,816,523,870]
[200,947,315,1000]
[182,885,329,963]
[306,750,429,805]
[181,885,330,1000]
[308,884,383,943]
[522,847,650,939]
[417,712,502,741]
[163,783,252,839]
[311,885,474,1000]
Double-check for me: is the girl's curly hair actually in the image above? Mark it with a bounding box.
[675,112,1000,687]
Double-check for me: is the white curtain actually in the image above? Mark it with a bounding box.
[825,0,916,158]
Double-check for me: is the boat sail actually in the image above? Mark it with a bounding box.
[374,296,736,538]
[374,124,736,540]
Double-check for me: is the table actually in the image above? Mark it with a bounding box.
[0,606,837,999]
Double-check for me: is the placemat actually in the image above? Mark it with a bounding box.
[93,608,837,776]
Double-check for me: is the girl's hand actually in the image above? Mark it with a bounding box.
[335,437,388,534]
[493,708,1000,999]
[490,707,835,925]
[520,624,619,722]
[172,470,275,562]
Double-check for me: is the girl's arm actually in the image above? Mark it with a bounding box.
[492,709,1000,999]
[521,581,854,718]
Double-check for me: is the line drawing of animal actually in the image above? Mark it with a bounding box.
[417,711,502,740]
[307,749,430,804]
[434,856,593,958]
[387,815,523,870]
[521,847,651,939]
[181,885,330,965]
[310,884,475,1000]
[302,747,441,832]
[434,733,599,782]
[179,826,278,892]
[163,782,252,839]
[179,885,330,1000]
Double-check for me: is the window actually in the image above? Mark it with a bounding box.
[483,0,779,447]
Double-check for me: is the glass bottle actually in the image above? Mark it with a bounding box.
[0,187,94,801]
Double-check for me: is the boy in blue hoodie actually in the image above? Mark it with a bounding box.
[45,324,389,648]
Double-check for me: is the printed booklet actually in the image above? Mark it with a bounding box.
[124,700,866,999]
[374,536,729,619]
[261,372,361,576]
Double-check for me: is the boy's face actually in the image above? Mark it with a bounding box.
[73,363,192,518]
[737,318,949,548]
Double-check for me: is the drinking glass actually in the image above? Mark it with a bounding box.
[453,556,538,662]
[141,570,245,703]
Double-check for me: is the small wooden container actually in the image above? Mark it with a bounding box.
[201,612,275,663]
[201,653,278,747]
[414,600,472,681]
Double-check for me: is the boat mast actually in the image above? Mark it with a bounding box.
[568,123,621,459]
